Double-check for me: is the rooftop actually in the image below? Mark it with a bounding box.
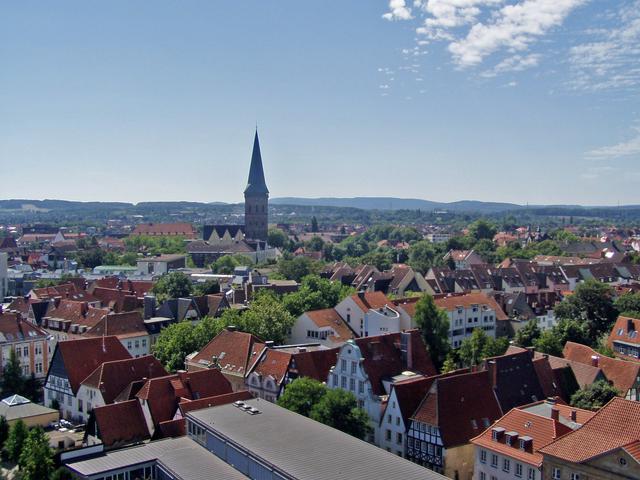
[188,399,447,480]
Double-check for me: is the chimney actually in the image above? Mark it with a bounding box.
[628,318,635,333]
[591,355,599,367]
[551,408,559,422]
[265,341,275,348]
[357,290,366,301]
[143,295,156,320]
[570,410,577,422]
[525,346,535,358]
[226,325,237,332]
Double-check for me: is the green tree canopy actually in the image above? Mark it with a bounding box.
[267,228,288,249]
[514,319,541,348]
[152,271,193,303]
[311,216,319,233]
[554,280,618,345]
[282,275,353,318]
[407,241,439,274]
[614,292,640,318]
[309,388,371,440]
[18,426,54,480]
[570,380,619,411]
[534,319,591,357]
[4,419,28,462]
[468,219,497,242]
[152,321,200,371]
[458,328,509,367]
[0,416,8,451]
[413,295,450,370]
[277,256,321,282]
[240,292,296,344]
[193,279,220,296]
[306,235,325,252]
[277,377,328,417]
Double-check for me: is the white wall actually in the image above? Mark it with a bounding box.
[473,446,540,480]
[289,313,340,348]
[120,334,150,358]
[379,388,408,457]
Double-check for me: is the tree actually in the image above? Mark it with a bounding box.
[407,241,439,274]
[358,250,394,271]
[51,467,77,480]
[614,292,640,318]
[306,235,325,252]
[277,256,320,282]
[0,416,8,451]
[267,228,288,249]
[570,380,619,411]
[282,275,353,318]
[152,322,200,371]
[554,280,618,345]
[4,419,28,463]
[413,295,450,370]
[240,293,295,344]
[311,216,319,233]
[18,426,54,479]
[468,219,497,242]
[458,328,508,367]
[2,348,23,396]
[310,388,371,440]
[76,248,105,269]
[534,319,590,357]
[152,272,192,303]
[440,353,458,374]
[277,378,328,417]
[193,279,220,296]
[514,320,541,348]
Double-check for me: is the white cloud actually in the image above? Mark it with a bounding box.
[585,127,640,160]
[416,0,503,41]
[379,84,391,89]
[506,80,518,87]
[481,53,541,77]
[383,0,413,21]
[448,0,586,67]
[568,1,640,91]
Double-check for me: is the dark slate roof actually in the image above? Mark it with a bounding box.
[244,131,269,196]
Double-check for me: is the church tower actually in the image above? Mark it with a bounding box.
[244,130,269,242]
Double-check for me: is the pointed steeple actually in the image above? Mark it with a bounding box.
[244,130,269,196]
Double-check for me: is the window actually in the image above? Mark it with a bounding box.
[480,450,487,464]
[527,467,536,480]
[134,340,140,349]
[570,475,580,480]
[23,346,28,356]
[408,437,414,448]
[396,432,402,444]
[341,359,347,372]
[516,463,523,478]
[396,416,400,426]
[491,454,498,468]
[332,374,338,386]
[349,378,355,391]
[387,414,392,423]
[358,380,364,394]
[503,458,510,472]
[385,429,391,441]
[78,400,83,412]
[127,341,132,349]
[341,376,347,389]
[480,473,486,480]
[351,361,357,374]
[142,339,147,347]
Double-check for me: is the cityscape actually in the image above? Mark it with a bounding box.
[2,2,640,480]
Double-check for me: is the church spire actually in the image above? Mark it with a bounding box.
[244,130,269,196]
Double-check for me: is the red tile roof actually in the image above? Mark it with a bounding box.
[44,299,88,323]
[292,348,340,382]
[136,369,232,425]
[93,399,150,447]
[563,341,640,395]
[434,292,508,321]
[91,287,139,312]
[412,370,503,448]
[85,311,147,340]
[53,336,131,394]
[390,375,436,426]
[354,330,436,396]
[249,349,292,385]
[189,329,265,376]
[81,355,167,403]
[350,292,391,312]
[472,408,574,467]
[539,397,640,463]
[305,308,354,344]
[608,315,640,359]
[0,312,49,341]
[132,223,196,238]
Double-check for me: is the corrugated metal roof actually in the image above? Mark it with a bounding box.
[66,436,248,479]
[188,399,448,480]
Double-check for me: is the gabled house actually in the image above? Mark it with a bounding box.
[472,398,595,480]
[289,307,355,347]
[75,355,167,423]
[443,249,484,270]
[540,397,640,480]
[406,370,503,480]
[185,327,265,391]
[608,315,640,361]
[563,341,640,400]
[327,330,436,444]
[44,336,131,421]
[0,311,53,379]
[84,311,151,357]
[334,291,404,337]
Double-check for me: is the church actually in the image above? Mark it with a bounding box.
[187,131,278,267]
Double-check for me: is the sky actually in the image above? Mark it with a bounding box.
[1,1,639,206]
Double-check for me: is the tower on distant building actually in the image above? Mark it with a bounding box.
[244,130,269,242]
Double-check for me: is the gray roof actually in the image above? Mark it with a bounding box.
[188,399,447,480]
[0,396,58,421]
[244,131,269,196]
[65,436,248,480]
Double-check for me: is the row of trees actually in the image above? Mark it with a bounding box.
[152,274,354,371]
[277,378,370,439]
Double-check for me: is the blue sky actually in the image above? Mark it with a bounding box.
[1,1,639,205]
